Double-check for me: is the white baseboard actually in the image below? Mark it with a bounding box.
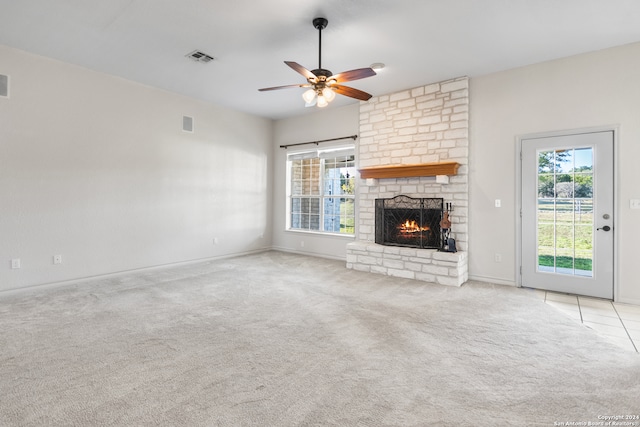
[0,248,271,296]
[467,274,517,287]
[270,246,346,262]
[616,296,640,306]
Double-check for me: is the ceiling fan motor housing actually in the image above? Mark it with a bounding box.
[313,17,328,30]
[311,69,333,78]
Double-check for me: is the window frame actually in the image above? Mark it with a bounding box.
[285,145,356,236]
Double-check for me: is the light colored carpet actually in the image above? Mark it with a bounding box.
[0,251,638,426]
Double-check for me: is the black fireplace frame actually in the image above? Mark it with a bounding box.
[375,195,444,249]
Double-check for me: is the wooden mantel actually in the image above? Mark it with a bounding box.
[358,162,459,179]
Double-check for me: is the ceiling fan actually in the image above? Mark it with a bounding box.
[258,17,376,108]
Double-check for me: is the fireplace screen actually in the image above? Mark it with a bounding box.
[375,196,443,249]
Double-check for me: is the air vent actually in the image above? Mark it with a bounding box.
[0,74,8,98]
[183,115,194,133]
[186,50,214,63]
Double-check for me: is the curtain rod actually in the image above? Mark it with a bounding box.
[279,134,357,149]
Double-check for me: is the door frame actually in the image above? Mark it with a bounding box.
[515,125,619,300]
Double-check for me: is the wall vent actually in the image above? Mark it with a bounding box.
[183,115,194,133]
[0,74,8,98]
[186,50,214,63]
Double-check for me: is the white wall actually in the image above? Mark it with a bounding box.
[271,104,359,259]
[469,42,640,304]
[0,45,273,291]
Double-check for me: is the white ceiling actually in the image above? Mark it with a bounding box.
[2,0,640,120]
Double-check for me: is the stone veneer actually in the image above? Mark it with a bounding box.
[346,77,469,286]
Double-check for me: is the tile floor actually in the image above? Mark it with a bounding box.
[529,289,640,352]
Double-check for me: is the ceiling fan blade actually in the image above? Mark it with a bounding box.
[285,61,317,80]
[258,83,311,92]
[331,68,376,83]
[332,84,373,101]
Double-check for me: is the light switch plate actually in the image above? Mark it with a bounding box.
[631,199,640,209]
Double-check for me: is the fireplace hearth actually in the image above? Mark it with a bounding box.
[375,195,443,249]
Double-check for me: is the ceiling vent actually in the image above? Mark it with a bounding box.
[186,50,214,63]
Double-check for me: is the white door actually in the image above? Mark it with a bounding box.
[521,131,614,299]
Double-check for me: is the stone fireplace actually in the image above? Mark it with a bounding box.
[346,77,469,286]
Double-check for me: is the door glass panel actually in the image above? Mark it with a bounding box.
[536,148,594,277]
[555,248,576,274]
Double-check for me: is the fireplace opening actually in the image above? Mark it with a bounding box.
[375,195,443,249]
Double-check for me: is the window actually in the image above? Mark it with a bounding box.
[288,147,355,235]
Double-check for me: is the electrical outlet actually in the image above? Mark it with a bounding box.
[54,255,62,265]
[495,199,501,208]
[11,258,21,269]
[213,237,219,245]
[494,254,502,263]
[630,199,640,209]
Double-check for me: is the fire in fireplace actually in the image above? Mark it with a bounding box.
[375,195,443,249]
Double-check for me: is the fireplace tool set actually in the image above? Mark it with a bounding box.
[439,202,457,253]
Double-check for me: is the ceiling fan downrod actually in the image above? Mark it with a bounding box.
[312,17,330,77]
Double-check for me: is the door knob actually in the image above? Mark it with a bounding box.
[597,225,611,231]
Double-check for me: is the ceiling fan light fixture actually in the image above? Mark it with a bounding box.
[302,89,317,103]
[317,95,329,108]
[322,87,336,102]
